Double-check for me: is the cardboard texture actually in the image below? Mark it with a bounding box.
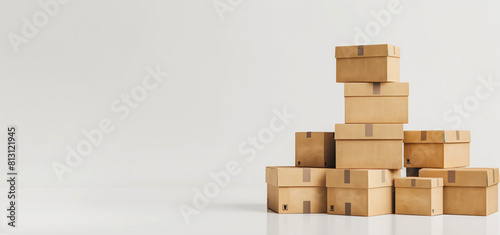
[419,168,499,216]
[406,167,422,177]
[295,132,335,168]
[335,124,403,169]
[344,83,409,124]
[336,44,400,83]
[266,166,327,187]
[395,177,443,216]
[404,131,471,168]
[267,185,326,214]
[326,169,400,216]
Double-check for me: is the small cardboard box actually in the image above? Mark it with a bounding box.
[345,82,409,124]
[404,130,470,168]
[295,132,335,168]
[335,124,403,169]
[336,44,400,83]
[419,168,499,216]
[266,167,327,214]
[395,177,443,216]
[326,169,400,216]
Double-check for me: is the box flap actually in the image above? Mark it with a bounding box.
[335,44,400,58]
[335,124,403,140]
[395,177,443,188]
[344,82,409,97]
[419,168,499,187]
[404,130,471,143]
[326,169,399,188]
[266,166,326,187]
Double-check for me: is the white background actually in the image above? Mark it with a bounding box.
[0,0,500,234]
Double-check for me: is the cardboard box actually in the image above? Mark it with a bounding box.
[345,82,409,124]
[336,44,400,83]
[266,167,326,214]
[406,168,422,177]
[419,168,499,216]
[335,124,403,169]
[326,169,400,216]
[395,177,443,216]
[295,132,335,168]
[404,130,470,168]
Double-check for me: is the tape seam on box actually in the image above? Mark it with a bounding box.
[344,170,350,184]
[373,83,381,95]
[358,45,364,56]
[303,201,311,213]
[421,131,427,141]
[345,203,351,215]
[381,170,386,183]
[306,132,311,138]
[411,179,416,187]
[448,170,456,183]
[303,168,311,183]
[365,124,373,137]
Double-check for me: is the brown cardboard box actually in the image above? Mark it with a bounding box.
[266,167,326,214]
[404,130,470,168]
[295,132,335,168]
[345,83,409,124]
[419,168,499,216]
[336,44,400,83]
[326,169,400,216]
[335,124,403,169]
[395,177,443,216]
[406,168,422,177]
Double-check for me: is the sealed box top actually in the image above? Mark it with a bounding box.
[335,44,400,58]
[326,169,400,188]
[395,177,443,189]
[419,168,499,187]
[266,166,326,187]
[404,130,471,143]
[335,124,403,140]
[344,82,409,97]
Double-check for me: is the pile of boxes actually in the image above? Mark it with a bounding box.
[265,44,498,216]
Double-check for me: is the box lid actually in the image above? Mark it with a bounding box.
[335,44,400,58]
[344,82,409,97]
[404,130,470,143]
[335,124,403,140]
[326,169,398,188]
[418,168,499,187]
[266,166,326,187]
[395,177,443,189]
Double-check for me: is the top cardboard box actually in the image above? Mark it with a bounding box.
[336,44,400,83]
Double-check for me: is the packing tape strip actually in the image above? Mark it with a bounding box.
[421,131,427,141]
[344,170,350,184]
[381,170,386,183]
[345,203,351,215]
[411,179,416,187]
[365,124,373,137]
[373,83,381,95]
[306,132,311,138]
[358,45,364,56]
[456,130,460,140]
[303,201,311,213]
[448,170,456,183]
[303,168,311,183]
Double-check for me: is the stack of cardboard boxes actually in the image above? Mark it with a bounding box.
[265,44,498,217]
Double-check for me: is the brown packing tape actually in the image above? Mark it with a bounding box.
[421,131,427,141]
[381,170,386,183]
[456,130,460,140]
[372,83,381,95]
[303,168,311,182]
[365,124,373,137]
[411,179,416,187]
[303,201,311,213]
[358,45,364,56]
[344,170,351,184]
[306,132,311,138]
[345,203,351,215]
[448,170,456,183]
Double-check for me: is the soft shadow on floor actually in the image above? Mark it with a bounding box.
[212,203,267,213]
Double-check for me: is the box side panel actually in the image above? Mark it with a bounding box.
[296,132,326,167]
[336,140,403,169]
[404,143,444,168]
[345,97,408,124]
[368,187,393,216]
[277,187,327,214]
[443,143,470,168]
[486,184,498,216]
[395,188,432,215]
[336,57,398,83]
[327,188,368,216]
[324,132,336,168]
[444,187,487,215]
[431,187,444,215]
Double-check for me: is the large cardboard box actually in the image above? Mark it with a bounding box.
[395,177,443,216]
[336,44,400,83]
[344,82,408,124]
[335,124,403,169]
[266,167,327,214]
[326,169,400,216]
[404,130,470,168]
[419,168,499,216]
[295,132,335,168]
